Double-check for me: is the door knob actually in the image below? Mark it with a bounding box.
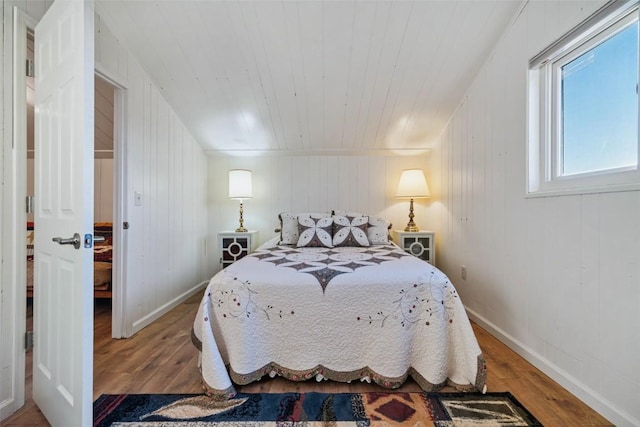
[52,233,81,249]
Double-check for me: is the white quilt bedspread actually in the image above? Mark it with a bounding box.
[192,239,486,399]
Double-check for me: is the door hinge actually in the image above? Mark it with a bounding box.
[26,59,34,78]
[25,330,34,351]
[26,195,34,214]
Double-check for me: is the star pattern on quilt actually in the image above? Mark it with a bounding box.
[276,249,299,256]
[252,252,275,260]
[381,251,406,259]
[252,245,412,293]
[361,257,387,265]
[305,268,349,293]
[339,262,370,270]
[289,262,318,271]
[363,249,383,255]
[271,257,293,266]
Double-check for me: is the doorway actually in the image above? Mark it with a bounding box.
[25,38,119,328]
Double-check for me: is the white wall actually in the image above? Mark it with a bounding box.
[206,153,432,277]
[94,13,210,335]
[426,1,640,426]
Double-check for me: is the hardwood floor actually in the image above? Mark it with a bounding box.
[3,295,613,426]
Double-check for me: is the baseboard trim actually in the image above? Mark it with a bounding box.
[465,307,638,427]
[131,280,209,336]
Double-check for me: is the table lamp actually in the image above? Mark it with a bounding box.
[228,169,253,232]
[396,169,430,232]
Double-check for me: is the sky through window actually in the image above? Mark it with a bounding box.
[561,21,639,176]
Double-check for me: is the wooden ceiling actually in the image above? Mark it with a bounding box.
[96,1,522,154]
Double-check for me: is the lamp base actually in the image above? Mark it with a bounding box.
[236,201,248,233]
[404,224,419,232]
[404,198,420,232]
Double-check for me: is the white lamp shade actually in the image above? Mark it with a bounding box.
[228,169,253,199]
[396,169,430,199]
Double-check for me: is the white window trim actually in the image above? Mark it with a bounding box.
[527,0,640,197]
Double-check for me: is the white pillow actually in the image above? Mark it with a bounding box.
[367,216,391,245]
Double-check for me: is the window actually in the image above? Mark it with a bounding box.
[528,1,640,196]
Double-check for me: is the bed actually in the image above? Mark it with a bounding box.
[26,222,114,298]
[192,211,486,399]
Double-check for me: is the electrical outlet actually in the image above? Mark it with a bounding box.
[461,265,467,280]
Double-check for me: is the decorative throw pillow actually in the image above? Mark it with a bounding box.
[332,215,370,247]
[297,216,334,248]
[367,216,391,245]
[279,212,330,245]
[333,210,391,244]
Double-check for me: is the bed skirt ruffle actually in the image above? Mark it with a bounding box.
[192,328,486,400]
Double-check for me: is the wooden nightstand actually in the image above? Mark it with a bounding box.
[218,230,259,268]
[392,230,435,265]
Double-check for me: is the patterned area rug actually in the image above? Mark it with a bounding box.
[93,391,542,426]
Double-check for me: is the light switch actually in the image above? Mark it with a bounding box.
[134,191,143,206]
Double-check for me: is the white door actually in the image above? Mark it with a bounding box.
[33,1,94,426]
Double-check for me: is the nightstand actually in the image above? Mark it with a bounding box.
[218,230,259,268]
[392,230,435,265]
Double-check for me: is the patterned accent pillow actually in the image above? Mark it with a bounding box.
[333,210,391,245]
[279,212,330,245]
[297,216,334,248]
[332,215,370,247]
[367,216,391,245]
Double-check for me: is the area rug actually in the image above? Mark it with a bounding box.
[94,391,542,426]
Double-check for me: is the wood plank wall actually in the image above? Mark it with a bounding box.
[426,1,640,426]
[94,76,114,157]
[93,159,113,223]
[94,13,209,335]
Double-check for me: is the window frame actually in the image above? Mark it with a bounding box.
[527,0,640,197]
